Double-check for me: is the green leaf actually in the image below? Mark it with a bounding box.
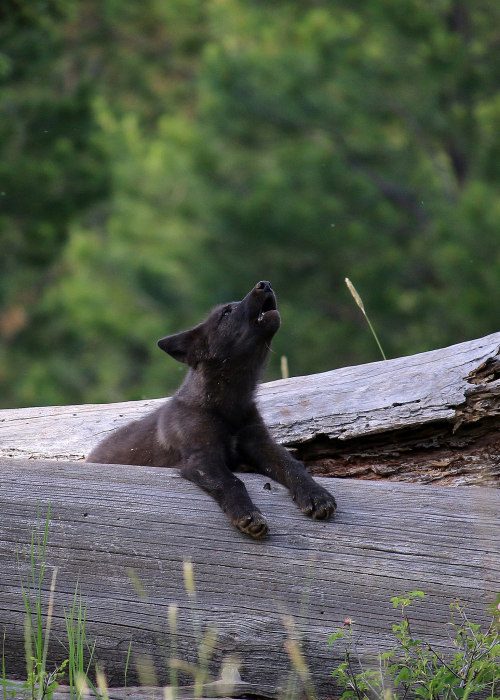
[395,667,410,685]
[329,630,347,644]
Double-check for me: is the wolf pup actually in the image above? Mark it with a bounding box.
[87,281,336,537]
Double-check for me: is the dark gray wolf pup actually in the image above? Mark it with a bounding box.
[87,281,336,537]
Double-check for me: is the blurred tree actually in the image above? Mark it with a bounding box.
[196,0,500,373]
[14,108,212,406]
[0,0,108,325]
[0,0,211,406]
[2,0,500,408]
[0,0,109,404]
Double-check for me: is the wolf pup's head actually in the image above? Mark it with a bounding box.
[157,281,281,367]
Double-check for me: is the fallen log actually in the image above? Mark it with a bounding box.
[1,332,499,485]
[6,683,249,700]
[1,460,499,698]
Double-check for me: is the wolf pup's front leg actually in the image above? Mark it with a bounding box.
[237,410,337,519]
[181,448,269,538]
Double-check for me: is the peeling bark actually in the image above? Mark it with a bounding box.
[296,351,500,486]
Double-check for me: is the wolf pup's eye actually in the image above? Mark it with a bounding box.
[222,307,232,316]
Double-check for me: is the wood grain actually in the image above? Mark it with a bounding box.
[1,459,498,698]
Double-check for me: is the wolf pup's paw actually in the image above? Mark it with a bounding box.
[293,484,337,520]
[232,510,269,538]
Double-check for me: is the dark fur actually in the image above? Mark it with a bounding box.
[87,281,336,537]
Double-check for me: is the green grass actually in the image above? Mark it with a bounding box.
[64,585,99,700]
[18,506,70,700]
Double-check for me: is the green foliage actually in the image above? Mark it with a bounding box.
[329,591,500,700]
[0,0,108,299]
[24,656,68,700]
[2,0,500,407]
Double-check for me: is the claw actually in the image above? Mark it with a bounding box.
[293,484,337,520]
[234,511,269,538]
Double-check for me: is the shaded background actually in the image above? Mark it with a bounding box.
[1,0,500,408]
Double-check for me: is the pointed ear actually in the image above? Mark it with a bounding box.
[157,327,202,364]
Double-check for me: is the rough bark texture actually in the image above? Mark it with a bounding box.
[1,460,499,699]
[6,683,247,700]
[1,332,500,486]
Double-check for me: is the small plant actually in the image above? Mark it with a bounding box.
[283,614,315,700]
[329,591,500,700]
[3,508,98,700]
[24,653,68,700]
[127,560,240,699]
[63,585,98,700]
[18,507,68,700]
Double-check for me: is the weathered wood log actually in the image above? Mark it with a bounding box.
[1,331,499,485]
[1,459,499,699]
[6,681,249,700]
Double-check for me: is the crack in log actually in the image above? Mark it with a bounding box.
[292,418,500,487]
[291,352,500,487]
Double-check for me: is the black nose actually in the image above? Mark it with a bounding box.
[256,281,272,292]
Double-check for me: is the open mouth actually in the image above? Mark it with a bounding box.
[257,294,277,323]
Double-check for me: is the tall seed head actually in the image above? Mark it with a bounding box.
[345,278,366,313]
[183,560,195,595]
